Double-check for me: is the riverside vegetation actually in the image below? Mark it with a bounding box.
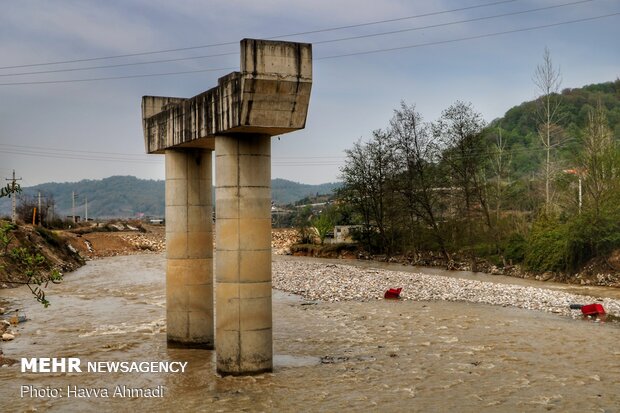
[304,77,620,283]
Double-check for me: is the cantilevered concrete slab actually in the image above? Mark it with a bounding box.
[142,38,312,375]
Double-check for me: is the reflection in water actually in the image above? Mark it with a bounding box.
[1,254,619,412]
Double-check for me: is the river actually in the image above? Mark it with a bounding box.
[1,254,619,412]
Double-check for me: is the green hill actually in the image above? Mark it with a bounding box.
[0,176,340,219]
[271,179,340,205]
[486,79,620,178]
[8,176,165,219]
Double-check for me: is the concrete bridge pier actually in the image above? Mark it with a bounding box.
[215,134,272,375]
[142,38,312,375]
[165,148,214,348]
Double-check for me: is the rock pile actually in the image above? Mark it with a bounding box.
[120,234,165,253]
[1,319,15,341]
[272,260,620,318]
[272,229,297,255]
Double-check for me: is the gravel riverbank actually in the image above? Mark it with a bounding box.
[273,260,620,319]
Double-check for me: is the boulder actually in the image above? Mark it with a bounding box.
[2,333,15,341]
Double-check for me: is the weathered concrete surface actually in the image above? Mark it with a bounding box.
[165,149,214,347]
[142,39,312,154]
[215,135,273,375]
[142,38,312,375]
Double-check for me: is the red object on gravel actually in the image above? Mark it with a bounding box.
[384,288,402,299]
[581,303,605,316]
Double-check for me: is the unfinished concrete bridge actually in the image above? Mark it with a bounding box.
[141,39,312,375]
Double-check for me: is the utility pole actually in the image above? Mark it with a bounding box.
[72,191,77,223]
[85,196,88,222]
[38,191,42,226]
[563,168,583,215]
[5,170,22,224]
[578,175,582,215]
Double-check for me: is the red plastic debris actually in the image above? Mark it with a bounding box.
[581,303,605,316]
[384,288,402,299]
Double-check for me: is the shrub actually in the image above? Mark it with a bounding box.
[566,210,620,270]
[503,233,527,263]
[35,227,62,248]
[524,216,570,272]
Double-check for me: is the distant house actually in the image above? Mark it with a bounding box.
[333,225,362,243]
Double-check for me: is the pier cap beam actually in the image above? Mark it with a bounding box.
[141,38,312,154]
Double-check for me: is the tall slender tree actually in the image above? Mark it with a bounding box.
[533,47,563,213]
[490,124,511,220]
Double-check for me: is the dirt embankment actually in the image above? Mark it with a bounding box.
[0,223,84,287]
[62,226,300,259]
[62,222,165,258]
[0,221,166,288]
[68,226,297,258]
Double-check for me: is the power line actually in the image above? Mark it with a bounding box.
[0,66,235,86]
[316,11,620,60]
[0,0,522,70]
[314,0,595,46]
[0,148,163,164]
[0,51,238,78]
[1,11,617,87]
[0,143,160,158]
[0,0,592,79]
[0,142,346,163]
[0,139,570,167]
[0,142,348,160]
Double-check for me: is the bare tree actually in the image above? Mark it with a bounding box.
[490,124,511,220]
[580,100,617,217]
[340,130,400,254]
[16,193,55,225]
[434,101,489,223]
[533,47,563,213]
[389,101,450,260]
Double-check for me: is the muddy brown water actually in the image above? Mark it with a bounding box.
[1,254,619,412]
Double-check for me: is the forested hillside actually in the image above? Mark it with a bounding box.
[11,176,165,219]
[0,176,340,219]
[488,79,620,179]
[334,79,620,275]
[272,179,340,205]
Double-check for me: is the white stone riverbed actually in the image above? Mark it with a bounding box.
[273,258,620,319]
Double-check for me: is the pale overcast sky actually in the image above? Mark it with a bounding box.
[1,0,618,186]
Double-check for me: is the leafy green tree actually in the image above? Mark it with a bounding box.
[1,182,21,198]
[294,205,314,244]
[312,206,338,245]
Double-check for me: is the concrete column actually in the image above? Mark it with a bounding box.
[165,149,214,348]
[215,134,272,375]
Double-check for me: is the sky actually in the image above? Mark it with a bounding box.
[0,0,618,186]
